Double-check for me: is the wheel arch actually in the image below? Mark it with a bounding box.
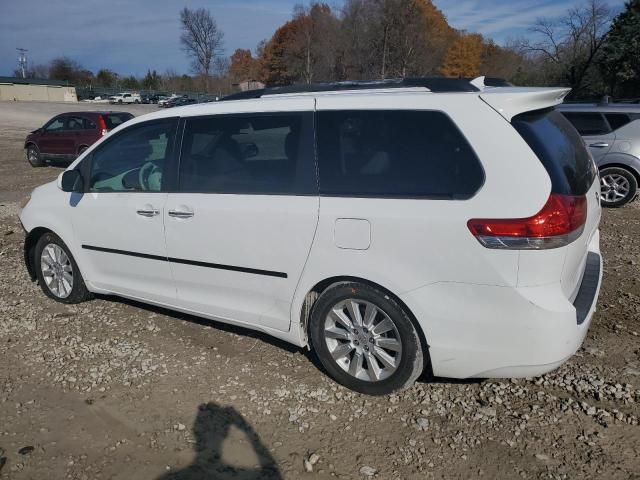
[77,144,90,154]
[299,275,432,375]
[598,161,640,185]
[24,141,38,150]
[24,227,53,281]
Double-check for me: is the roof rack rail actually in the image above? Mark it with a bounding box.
[219,77,486,101]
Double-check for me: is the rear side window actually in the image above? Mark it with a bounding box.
[66,116,95,130]
[605,113,632,131]
[316,110,483,198]
[513,109,596,196]
[561,112,610,135]
[103,113,133,130]
[179,113,316,195]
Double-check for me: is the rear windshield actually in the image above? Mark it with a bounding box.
[103,113,133,130]
[512,109,596,196]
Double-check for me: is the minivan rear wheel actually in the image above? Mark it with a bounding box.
[599,167,637,207]
[34,232,93,304]
[310,282,424,395]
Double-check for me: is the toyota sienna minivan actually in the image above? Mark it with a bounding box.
[19,77,603,395]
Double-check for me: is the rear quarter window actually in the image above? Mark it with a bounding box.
[605,113,632,131]
[316,110,484,199]
[513,109,596,196]
[103,113,134,130]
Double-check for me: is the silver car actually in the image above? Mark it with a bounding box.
[558,103,640,207]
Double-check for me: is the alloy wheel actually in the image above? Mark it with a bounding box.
[40,243,73,298]
[324,299,402,382]
[601,173,630,203]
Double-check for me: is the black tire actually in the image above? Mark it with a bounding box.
[309,282,425,395]
[34,232,93,304]
[26,145,44,167]
[77,146,88,156]
[599,167,638,208]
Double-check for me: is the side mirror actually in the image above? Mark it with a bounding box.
[59,170,84,193]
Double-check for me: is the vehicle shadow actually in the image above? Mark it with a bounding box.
[156,402,282,480]
[100,295,482,389]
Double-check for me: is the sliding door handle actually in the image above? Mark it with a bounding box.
[589,142,609,148]
[168,209,194,219]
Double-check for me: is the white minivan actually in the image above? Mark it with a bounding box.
[20,78,603,395]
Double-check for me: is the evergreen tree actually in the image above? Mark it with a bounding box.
[599,0,640,97]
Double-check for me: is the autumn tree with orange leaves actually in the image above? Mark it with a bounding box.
[440,33,484,78]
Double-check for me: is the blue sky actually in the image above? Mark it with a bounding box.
[0,0,627,77]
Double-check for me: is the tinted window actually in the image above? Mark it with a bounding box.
[103,113,133,130]
[316,110,483,198]
[44,117,65,132]
[66,116,95,130]
[605,113,632,131]
[179,113,315,194]
[513,109,596,196]
[561,112,610,135]
[89,120,175,192]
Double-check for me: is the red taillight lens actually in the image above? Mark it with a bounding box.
[97,115,108,136]
[468,194,587,249]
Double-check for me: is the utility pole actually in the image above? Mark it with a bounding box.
[17,48,28,78]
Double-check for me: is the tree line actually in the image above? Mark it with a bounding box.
[13,0,640,99]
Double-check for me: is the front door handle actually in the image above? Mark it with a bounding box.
[589,142,609,148]
[168,207,194,219]
[137,204,160,217]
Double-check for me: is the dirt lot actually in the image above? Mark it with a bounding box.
[0,100,639,480]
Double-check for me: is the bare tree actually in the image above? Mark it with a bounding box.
[180,7,224,91]
[519,0,611,95]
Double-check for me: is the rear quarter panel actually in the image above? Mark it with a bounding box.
[292,92,552,342]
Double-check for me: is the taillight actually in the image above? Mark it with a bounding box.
[468,194,587,250]
[97,115,108,136]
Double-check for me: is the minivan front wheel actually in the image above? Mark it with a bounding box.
[34,232,92,304]
[600,167,637,207]
[310,282,424,395]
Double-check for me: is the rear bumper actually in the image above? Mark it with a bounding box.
[401,235,602,379]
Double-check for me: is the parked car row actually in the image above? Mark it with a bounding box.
[21,77,605,395]
[158,94,197,108]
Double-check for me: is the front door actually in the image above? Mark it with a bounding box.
[70,118,178,303]
[38,115,67,155]
[164,108,318,332]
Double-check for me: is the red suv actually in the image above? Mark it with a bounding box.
[24,111,134,167]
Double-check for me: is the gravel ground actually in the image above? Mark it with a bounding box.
[1,101,639,480]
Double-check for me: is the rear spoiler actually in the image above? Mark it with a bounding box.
[479,87,571,121]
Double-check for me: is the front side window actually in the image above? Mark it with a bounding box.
[316,110,484,198]
[89,120,175,192]
[561,112,610,136]
[179,113,315,194]
[44,117,65,132]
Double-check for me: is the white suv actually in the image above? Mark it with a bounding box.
[20,78,603,395]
